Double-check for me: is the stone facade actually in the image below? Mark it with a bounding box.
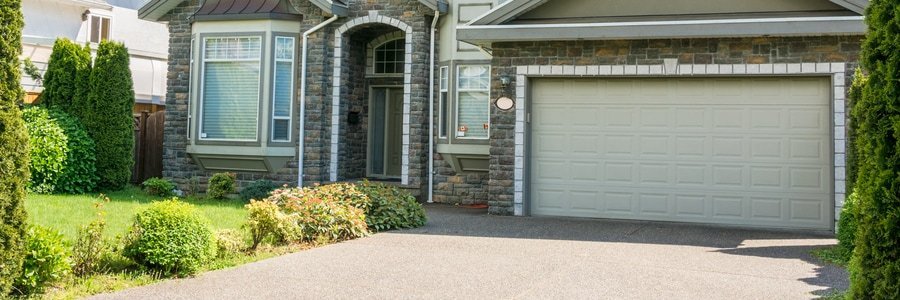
[159,0,485,202]
[487,36,864,215]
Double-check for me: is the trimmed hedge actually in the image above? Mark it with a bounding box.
[123,199,216,276]
[0,0,30,294]
[86,41,134,190]
[848,0,900,297]
[22,107,97,194]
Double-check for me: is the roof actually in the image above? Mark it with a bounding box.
[140,0,445,22]
[458,0,867,45]
[193,0,302,21]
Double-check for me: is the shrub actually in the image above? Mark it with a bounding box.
[13,226,71,296]
[846,68,867,194]
[214,229,246,257]
[71,44,92,122]
[72,197,108,276]
[0,0,29,294]
[245,199,297,249]
[207,172,236,199]
[270,187,369,243]
[358,181,427,231]
[39,38,91,114]
[123,199,216,275]
[142,177,175,197]
[86,40,134,190]
[837,192,858,261]
[849,0,900,297]
[22,107,98,194]
[22,107,67,193]
[240,179,279,201]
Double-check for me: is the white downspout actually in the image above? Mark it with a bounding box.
[298,14,340,188]
[428,10,441,203]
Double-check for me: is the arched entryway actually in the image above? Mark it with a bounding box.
[330,14,413,185]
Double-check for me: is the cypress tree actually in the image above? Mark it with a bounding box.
[87,41,134,190]
[0,0,30,295]
[71,44,92,121]
[39,38,88,112]
[848,0,900,297]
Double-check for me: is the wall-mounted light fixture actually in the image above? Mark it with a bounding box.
[494,75,515,111]
[499,75,511,89]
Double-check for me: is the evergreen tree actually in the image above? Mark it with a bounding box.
[39,38,88,112]
[71,44,92,121]
[848,0,900,297]
[0,0,30,295]
[86,41,134,190]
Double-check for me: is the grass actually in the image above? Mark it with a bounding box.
[25,186,247,242]
[811,245,851,267]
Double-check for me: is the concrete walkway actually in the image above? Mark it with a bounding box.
[93,204,846,299]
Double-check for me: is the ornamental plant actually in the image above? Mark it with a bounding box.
[39,38,91,113]
[123,199,216,276]
[357,180,427,231]
[12,226,71,296]
[142,177,175,197]
[207,172,236,199]
[86,40,134,190]
[848,0,900,297]
[22,107,98,194]
[0,0,29,294]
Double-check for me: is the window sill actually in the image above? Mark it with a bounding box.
[436,144,489,173]
[187,145,294,173]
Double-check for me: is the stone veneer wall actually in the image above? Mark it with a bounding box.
[159,0,485,200]
[487,36,863,215]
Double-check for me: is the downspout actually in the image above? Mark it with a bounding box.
[298,14,340,188]
[428,10,441,203]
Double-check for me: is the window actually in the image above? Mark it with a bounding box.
[373,39,405,74]
[272,36,295,142]
[200,36,262,141]
[456,65,490,139]
[439,66,449,138]
[89,15,110,43]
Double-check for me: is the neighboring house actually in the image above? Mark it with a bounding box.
[139,0,866,231]
[21,0,169,112]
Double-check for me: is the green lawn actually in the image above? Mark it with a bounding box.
[25,186,248,242]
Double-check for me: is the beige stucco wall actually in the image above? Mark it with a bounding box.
[519,0,848,21]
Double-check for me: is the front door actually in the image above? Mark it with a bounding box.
[368,87,403,178]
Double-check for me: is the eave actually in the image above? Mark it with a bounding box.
[458,16,866,45]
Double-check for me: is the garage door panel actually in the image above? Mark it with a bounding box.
[531,77,832,230]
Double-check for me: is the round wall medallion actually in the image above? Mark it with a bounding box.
[494,96,515,111]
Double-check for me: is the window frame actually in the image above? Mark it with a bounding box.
[87,14,112,43]
[196,34,265,144]
[438,66,449,139]
[371,38,405,76]
[454,63,491,141]
[270,35,297,143]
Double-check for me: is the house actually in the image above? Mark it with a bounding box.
[139,0,866,231]
[21,0,169,112]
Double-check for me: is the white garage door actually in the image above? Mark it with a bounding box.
[531,77,833,230]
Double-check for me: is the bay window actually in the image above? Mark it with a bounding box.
[200,36,262,141]
[456,65,490,139]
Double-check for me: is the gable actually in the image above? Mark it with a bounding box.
[513,0,855,24]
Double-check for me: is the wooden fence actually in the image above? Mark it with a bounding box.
[132,110,165,184]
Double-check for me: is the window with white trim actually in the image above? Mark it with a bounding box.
[200,36,262,141]
[373,39,405,74]
[271,36,295,142]
[439,66,449,138]
[456,65,490,139]
[89,15,110,43]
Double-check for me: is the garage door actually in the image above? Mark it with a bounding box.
[531,77,832,230]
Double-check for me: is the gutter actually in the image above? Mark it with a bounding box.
[298,14,340,188]
[428,10,441,203]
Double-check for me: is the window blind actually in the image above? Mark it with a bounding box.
[201,37,261,141]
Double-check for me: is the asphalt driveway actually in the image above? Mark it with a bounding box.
[93,204,846,299]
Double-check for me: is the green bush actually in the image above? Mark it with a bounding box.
[123,199,216,276]
[72,197,107,276]
[310,182,370,211]
[846,68,867,194]
[71,44,92,121]
[142,177,175,197]
[240,179,279,201]
[245,199,297,249]
[13,226,71,296]
[207,172,236,199]
[214,229,246,257]
[358,181,427,231]
[22,107,67,193]
[0,0,29,294]
[837,192,858,262]
[849,0,900,297]
[86,41,134,191]
[22,107,98,194]
[40,38,91,114]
